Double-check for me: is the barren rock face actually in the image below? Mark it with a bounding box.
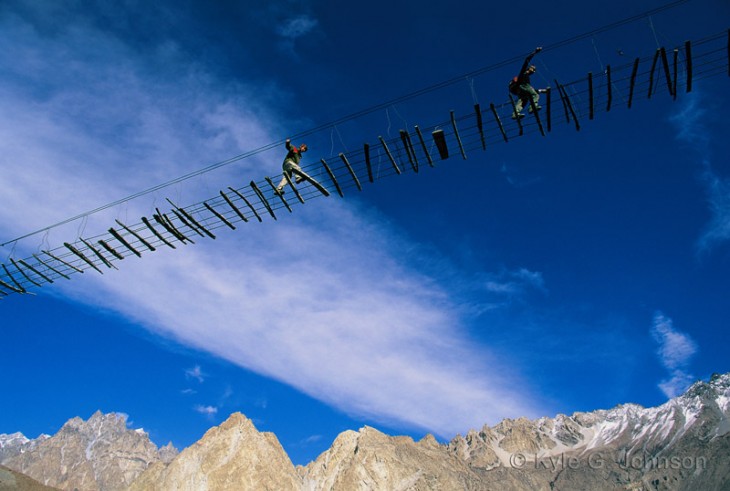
[2,411,176,491]
[2,374,729,491]
[127,413,301,491]
[301,426,484,491]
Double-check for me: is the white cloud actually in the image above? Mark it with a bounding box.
[669,94,730,252]
[185,365,205,383]
[277,15,318,40]
[1,7,542,438]
[194,405,218,417]
[651,312,697,398]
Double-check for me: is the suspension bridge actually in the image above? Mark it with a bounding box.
[1,20,728,298]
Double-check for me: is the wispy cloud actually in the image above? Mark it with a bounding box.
[185,365,205,383]
[1,6,542,438]
[277,15,318,40]
[194,405,218,417]
[669,93,730,253]
[650,312,697,398]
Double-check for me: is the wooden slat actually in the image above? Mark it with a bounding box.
[378,137,402,175]
[321,158,344,198]
[450,111,467,159]
[249,181,277,220]
[490,103,508,142]
[115,219,156,251]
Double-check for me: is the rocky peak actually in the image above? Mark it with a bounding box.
[127,412,300,491]
[2,411,176,491]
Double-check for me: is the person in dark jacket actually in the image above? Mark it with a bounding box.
[275,139,308,195]
[509,46,547,119]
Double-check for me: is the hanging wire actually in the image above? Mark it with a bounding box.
[0,0,692,250]
[648,16,662,49]
[468,77,479,105]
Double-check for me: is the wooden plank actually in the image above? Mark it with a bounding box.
[204,202,236,230]
[628,58,639,108]
[34,253,71,280]
[290,168,331,196]
[142,216,176,249]
[228,187,262,222]
[79,237,117,269]
[378,137,402,175]
[507,95,524,136]
[490,103,508,142]
[167,199,216,239]
[115,219,156,251]
[171,208,205,237]
[98,240,125,261]
[364,143,374,182]
[266,176,294,211]
[109,227,143,257]
[474,104,486,150]
[588,72,594,120]
[19,259,54,284]
[553,78,572,122]
[685,40,693,93]
[220,189,250,223]
[546,87,552,132]
[250,181,277,220]
[280,173,305,204]
[42,249,84,274]
[648,49,660,98]
[528,98,545,136]
[432,129,449,160]
[64,242,103,274]
[339,153,362,190]
[557,83,580,131]
[0,266,25,293]
[414,125,434,167]
[660,47,673,97]
[450,111,467,160]
[321,158,344,197]
[9,258,41,287]
[154,211,192,243]
[399,130,418,172]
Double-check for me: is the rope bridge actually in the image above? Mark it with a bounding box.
[1,28,728,298]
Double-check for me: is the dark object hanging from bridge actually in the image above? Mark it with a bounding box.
[588,72,594,120]
[414,126,434,167]
[321,158,344,198]
[399,130,419,172]
[266,176,294,211]
[685,40,693,93]
[227,187,261,222]
[490,103,508,143]
[628,58,639,108]
[474,104,486,150]
[204,201,236,230]
[363,143,374,182]
[432,129,449,160]
[249,181,277,220]
[378,136,401,175]
[450,111,467,160]
[339,153,362,191]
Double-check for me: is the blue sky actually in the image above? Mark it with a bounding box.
[1,0,729,466]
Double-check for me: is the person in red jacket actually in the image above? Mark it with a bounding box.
[275,139,308,195]
[509,46,548,119]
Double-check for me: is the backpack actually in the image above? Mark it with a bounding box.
[508,76,520,95]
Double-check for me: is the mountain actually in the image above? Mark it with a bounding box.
[0,465,61,491]
[1,373,728,490]
[0,411,177,491]
[126,412,300,491]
